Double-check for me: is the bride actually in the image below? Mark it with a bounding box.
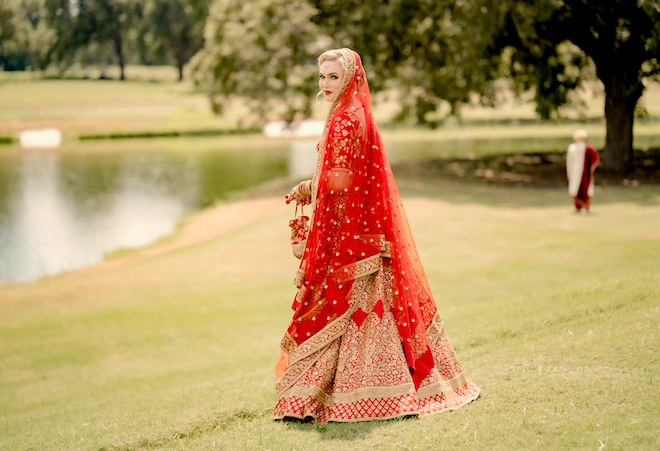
[275,48,480,422]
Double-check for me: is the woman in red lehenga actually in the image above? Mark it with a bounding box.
[275,48,480,422]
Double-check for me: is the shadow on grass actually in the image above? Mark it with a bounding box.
[248,150,660,209]
[282,414,418,441]
[105,409,416,449]
[392,149,660,209]
[99,408,266,451]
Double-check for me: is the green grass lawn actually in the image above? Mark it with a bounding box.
[0,79,235,138]
[1,177,658,450]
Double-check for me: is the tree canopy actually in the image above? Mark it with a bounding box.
[44,0,140,80]
[487,0,660,170]
[0,0,54,71]
[142,0,209,81]
[36,0,206,80]
[0,3,16,45]
[190,0,325,121]
[194,0,660,173]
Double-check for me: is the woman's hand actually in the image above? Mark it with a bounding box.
[285,185,303,204]
[285,181,312,205]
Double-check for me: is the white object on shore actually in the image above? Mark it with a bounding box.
[264,120,324,138]
[19,128,62,149]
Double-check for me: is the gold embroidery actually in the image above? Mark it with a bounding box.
[275,260,481,421]
[331,384,416,403]
[416,373,468,398]
[293,268,305,288]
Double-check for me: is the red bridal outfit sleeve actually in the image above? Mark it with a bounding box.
[325,113,362,192]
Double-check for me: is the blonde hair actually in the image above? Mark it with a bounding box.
[573,129,588,142]
[318,49,349,74]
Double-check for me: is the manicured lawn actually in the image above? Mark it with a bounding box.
[1,177,658,450]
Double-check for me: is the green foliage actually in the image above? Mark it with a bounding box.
[0,3,16,44]
[378,0,503,123]
[141,0,210,80]
[311,0,473,123]
[190,0,326,122]
[485,0,660,171]
[44,0,143,80]
[192,0,505,124]
[0,0,55,70]
[490,0,659,116]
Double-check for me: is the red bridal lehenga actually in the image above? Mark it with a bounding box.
[274,49,480,422]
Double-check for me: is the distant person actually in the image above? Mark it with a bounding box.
[566,129,600,214]
[275,48,480,423]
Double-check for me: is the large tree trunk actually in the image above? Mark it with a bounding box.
[601,76,643,173]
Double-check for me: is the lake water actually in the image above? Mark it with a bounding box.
[1,132,658,285]
[0,136,301,285]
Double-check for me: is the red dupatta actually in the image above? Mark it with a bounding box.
[286,49,438,388]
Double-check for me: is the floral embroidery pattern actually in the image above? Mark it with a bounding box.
[274,264,480,422]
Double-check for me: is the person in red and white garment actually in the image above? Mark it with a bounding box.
[566,129,600,214]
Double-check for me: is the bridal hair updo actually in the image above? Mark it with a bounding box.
[318,49,349,73]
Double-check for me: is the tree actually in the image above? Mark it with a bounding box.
[192,0,499,124]
[0,2,18,70]
[44,0,142,80]
[308,0,503,124]
[0,3,16,45]
[0,0,55,70]
[190,0,326,122]
[481,0,660,172]
[313,0,660,173]
[143,0,209,81]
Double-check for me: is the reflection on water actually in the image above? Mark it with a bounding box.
[0,153,196,284]
[0,138,292,285]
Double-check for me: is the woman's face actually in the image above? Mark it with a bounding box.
[319,59,344,103]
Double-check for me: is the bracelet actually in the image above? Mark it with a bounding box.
[298,180,312,197]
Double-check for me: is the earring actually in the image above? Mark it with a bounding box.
[315,91,323,104]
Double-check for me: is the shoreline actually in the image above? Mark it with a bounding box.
[73,196,289,277]
[0,172,301,292]
[0,194,292,292]
[2,150,659,291]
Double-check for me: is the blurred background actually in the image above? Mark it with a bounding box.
[1,0,659,284]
